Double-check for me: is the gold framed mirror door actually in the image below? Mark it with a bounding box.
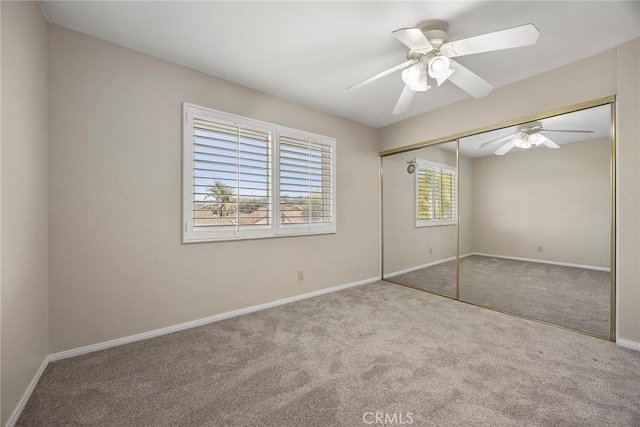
[382,141,458,298]
[381,97,616,341]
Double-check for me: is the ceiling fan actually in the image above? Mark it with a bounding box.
[479,121,594,155]
[346,23,540,115]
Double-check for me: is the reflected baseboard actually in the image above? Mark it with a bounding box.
[470,252,610,272]
[384,256,455,279]
[383,279,458,301]
[383,252,609,280]
[383,253,473,279]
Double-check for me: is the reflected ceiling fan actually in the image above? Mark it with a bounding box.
[479,121,594,155]
[346,23,540,115]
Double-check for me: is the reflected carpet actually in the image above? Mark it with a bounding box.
[387,255,610,337]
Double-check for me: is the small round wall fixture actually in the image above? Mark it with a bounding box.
[407,161,416,174]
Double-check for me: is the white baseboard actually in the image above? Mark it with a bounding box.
[5,356,50,427]
[471,252,610,272]
[49,276,379,362]
[616,338,640,352]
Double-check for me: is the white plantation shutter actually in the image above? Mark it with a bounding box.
[192,117,272,227]
[417,168,434,220]
[279,132,335,231]
[440,169,456,220]
[415,159,456,227]
[183,103,336,242]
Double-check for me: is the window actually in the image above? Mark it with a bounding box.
[183,103,336,242]
[278,130,335,234]
[415,159,456,227]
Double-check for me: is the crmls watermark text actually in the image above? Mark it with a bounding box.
[362,412,414,425]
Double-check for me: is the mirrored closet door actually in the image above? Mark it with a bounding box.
[458,104,613,338]
[382,141,458,298]
[381,101,615,340]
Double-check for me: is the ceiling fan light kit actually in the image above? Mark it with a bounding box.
[346,23,540,116]
[411,70,430,92]
[401,63,423,86]
[512,133,533,149]
[528,132,545,145]
[427,55,449,76]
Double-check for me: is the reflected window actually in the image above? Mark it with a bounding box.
[415,159,456,227]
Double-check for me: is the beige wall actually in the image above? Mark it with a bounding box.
[379,40,640,343]
[616,39,640,345]
[1,2,49,425]
[382,143,472,275]
[468,138,611,268]
[47,24,380,353]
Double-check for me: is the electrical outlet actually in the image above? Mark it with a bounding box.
[537,246,543,252]
[298,270,304,281]
[429,248,433,255]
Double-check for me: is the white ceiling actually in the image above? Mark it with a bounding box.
[40,1,640,128]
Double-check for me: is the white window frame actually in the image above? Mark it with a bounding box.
[415,159,457,228]
[182,103,337,243]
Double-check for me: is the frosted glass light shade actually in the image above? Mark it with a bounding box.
[401,63,423,86]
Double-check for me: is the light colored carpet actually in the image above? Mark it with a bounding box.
[19,281,639,426]
[387,259,457,298]
[387,255,610,337]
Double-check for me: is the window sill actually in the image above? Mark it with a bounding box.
[415,220,457,228]
[183,228,337,244]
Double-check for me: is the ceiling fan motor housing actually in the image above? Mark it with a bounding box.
[421,26,448,50]
[517,121,544,134]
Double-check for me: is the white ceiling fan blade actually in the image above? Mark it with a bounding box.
[540,129,594,134]
[541,136,560,149]
[479,134,514,149]
[440,24,539,58]
[392,28,434,53]
[448,59,494,98]
[494,140,515,155]
[435,69,455,86]
[345,59,417,92]
[392,85,415,115]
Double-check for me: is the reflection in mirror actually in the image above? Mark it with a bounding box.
[383,141,458,298]
[458,104,612,338]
